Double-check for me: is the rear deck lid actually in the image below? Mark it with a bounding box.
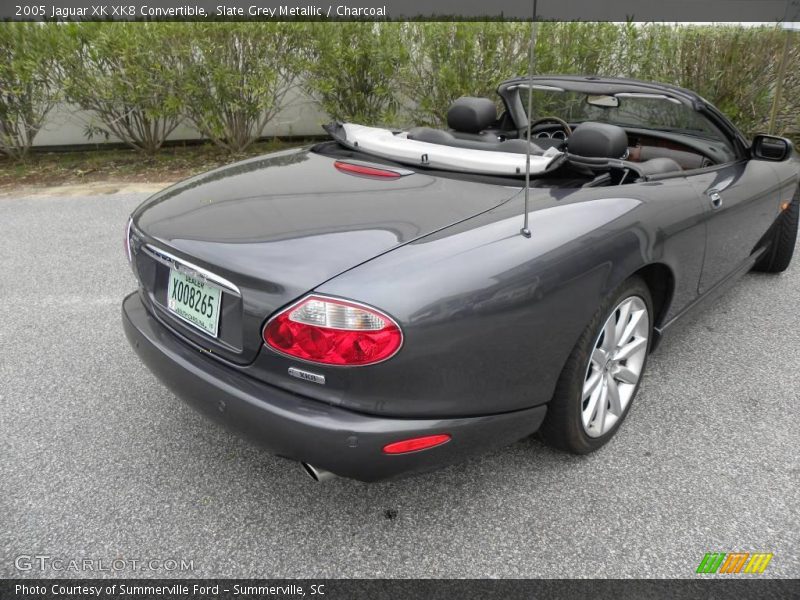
[132,147,521,363]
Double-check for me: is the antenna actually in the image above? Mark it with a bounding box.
[520,0,538,238]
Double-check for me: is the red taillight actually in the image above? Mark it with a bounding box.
[334,161,401,179]
[263,295,403,366]
[383,434,451,455]
[124,217,133,262]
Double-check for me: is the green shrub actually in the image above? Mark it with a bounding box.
[304,22,408,126]
[0,23,65,160]
[60,23,185,155]
[531,22,623,75]
[178,23,308,154]
[402,22,530,127]
[400,22,799,140]
[5,22,800,156]
[617,24,792,138]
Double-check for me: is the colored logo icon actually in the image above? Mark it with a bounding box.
[696,552,773,574]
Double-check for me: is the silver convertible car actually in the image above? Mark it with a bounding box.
[122,76,799,481]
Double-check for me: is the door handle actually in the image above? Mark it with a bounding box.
[708,189,723,209]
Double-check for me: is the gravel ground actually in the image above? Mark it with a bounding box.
[1,192,798,579]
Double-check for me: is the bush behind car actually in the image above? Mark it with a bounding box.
[0,22,798,159]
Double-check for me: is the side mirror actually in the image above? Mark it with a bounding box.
[752,134,793,161]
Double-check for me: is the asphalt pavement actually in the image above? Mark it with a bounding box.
[1,192,798,578]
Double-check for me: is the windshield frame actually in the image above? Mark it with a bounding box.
[497,76,748,161]
[513,86,727,142]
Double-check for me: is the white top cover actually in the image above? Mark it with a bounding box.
[339,123,563,176]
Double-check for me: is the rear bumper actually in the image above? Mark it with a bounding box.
[122,291,547,481]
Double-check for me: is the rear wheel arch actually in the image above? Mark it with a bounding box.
[539,274,654,453]
[630,263,675,333]
[551,260,674,382]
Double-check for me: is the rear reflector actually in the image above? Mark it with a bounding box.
[334,161,402,179]
[264,295,403,366]
[382,434,451,455]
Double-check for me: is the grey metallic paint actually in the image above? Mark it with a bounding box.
[124,77,800,480]
[132,148,520,366]
[122,293,547,482]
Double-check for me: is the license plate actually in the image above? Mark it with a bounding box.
[167,268,222,337]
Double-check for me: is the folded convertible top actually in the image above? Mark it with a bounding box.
[325,122,564,177]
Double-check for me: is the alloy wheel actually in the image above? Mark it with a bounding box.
[581,295,649,438]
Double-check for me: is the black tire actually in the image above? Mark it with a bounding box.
[753,191,799,273]
[539,276,653,454]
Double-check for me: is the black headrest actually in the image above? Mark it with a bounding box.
[567,122,628,158]
[447,97,497,134]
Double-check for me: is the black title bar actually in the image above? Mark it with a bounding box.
[5,0,800,21]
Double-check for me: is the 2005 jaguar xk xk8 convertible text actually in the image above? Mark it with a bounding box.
[122,76,799,481]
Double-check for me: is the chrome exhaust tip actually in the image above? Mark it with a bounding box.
[301,462,337,482]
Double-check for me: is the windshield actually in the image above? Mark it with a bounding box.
[520,88,726,141]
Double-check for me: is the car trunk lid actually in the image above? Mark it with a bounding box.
[131,147,521,364]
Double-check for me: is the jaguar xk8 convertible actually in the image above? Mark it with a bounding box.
[122,76,799,481]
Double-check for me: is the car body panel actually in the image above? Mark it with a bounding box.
[685,159,783,292]
[123,292,547,481]
[310,178,707,417]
